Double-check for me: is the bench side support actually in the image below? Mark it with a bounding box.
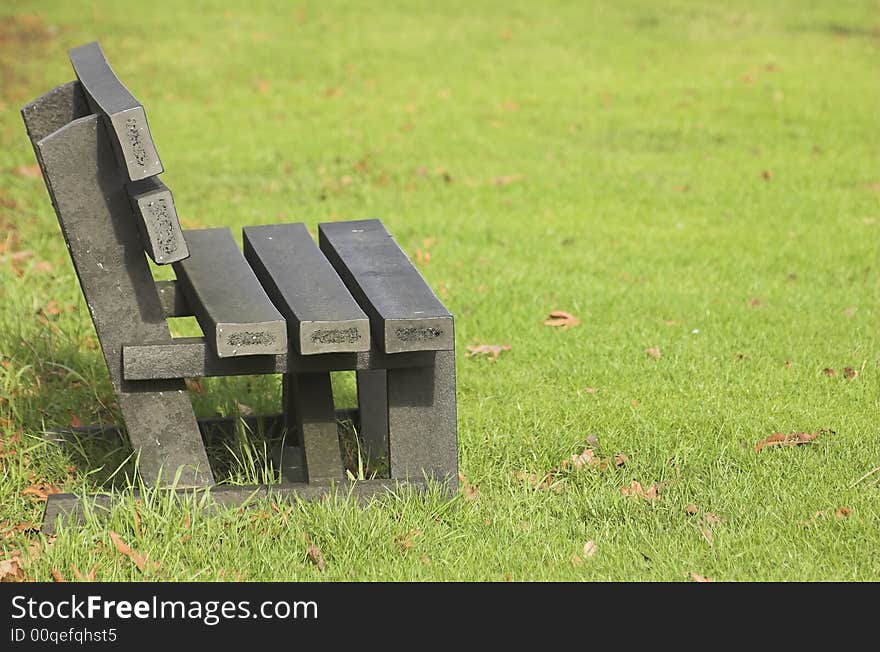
[21,83,213,487]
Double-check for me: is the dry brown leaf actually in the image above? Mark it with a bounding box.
[843,367,857,380]
[394,529,422,552]
[51,568,65,582]
[754,431,822,452]
[835,507,851,519]
[235,401,252,416]
[22,482,62,502]
[749,297,762,307]
[582,540,597,558]
[823,368,836,377]
[581,387,598,395]
[645,347,661,360]
[187,379,203,395]
[690,571,713,582]
[0,558,25,582]
[414,248,431,266]
[306,542,325,571]
[466,344,510,362]
[685,504,699,515]
[613,453,628,467]
[109,530,156,573]
[705,513,722,524]
[458,472,480,500]
[620,480,661,501]
[761,170,773,181]
[14,164,41,178]
[543,310,580,329]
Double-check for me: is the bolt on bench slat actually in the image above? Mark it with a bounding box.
[68,42,163,182]
[173,228,287,358]
[243,223,370,355]
[319,219,454,354]
[127,177,189,264]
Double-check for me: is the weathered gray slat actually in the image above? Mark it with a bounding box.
[122,339,436,379]
[173,228,287,358]
[387,350,458,486]
[23,108,212,487]
[41,477,434,534]
[155,280,192,317]
[319,219,454,353]
[127,177,189,264]
[243,223,370,355]
[283,373,343,481]
[68,42,163,182]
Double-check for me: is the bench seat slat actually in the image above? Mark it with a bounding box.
[68,42,163,181]
[173,228,287,358]
[318,219,453,354]
[243,223,370,355]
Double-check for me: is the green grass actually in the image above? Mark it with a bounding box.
[1,0,879,581]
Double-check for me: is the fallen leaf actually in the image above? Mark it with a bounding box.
[585,434,599,447]
[466,344,510,362]
[543,310,580,329]
[571,554,583,567]
[620,480,661,501]
[187,379,203,395]
[823,368,836,377]
[843,367,857,380]
[235,401,252,416]
[306,539,326,572]
[685,504,699,515]
[761,170,773,180]
[51,568,65,582]
[570,448,598,470]
[613,453,628,467]
[835,507,851,519]
[749,297,762,307]
[704,513,722,524]
[581,387,598,395]
[582,540,597,558]
[458,472,480,500]
[22,482,63,502]
[645,347,661,360]
[109,530,157,573]
[394,529,422,552]
[0,558,25,582]
[68,411,82,428]
[14,164,40,178]
[414,248,431,266]
[754,431,822,452]
[689,571,713,582]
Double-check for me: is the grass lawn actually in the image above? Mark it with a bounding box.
[1,0,879,581]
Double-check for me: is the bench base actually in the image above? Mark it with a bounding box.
[40,412,448,535]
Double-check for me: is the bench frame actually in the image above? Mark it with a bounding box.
[21,45,458,533]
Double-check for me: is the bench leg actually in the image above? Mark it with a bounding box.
[356,370,389,468]
[386,350,458,488]
[283,372,344,482]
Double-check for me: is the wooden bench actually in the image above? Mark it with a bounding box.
[21,42,458,531]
